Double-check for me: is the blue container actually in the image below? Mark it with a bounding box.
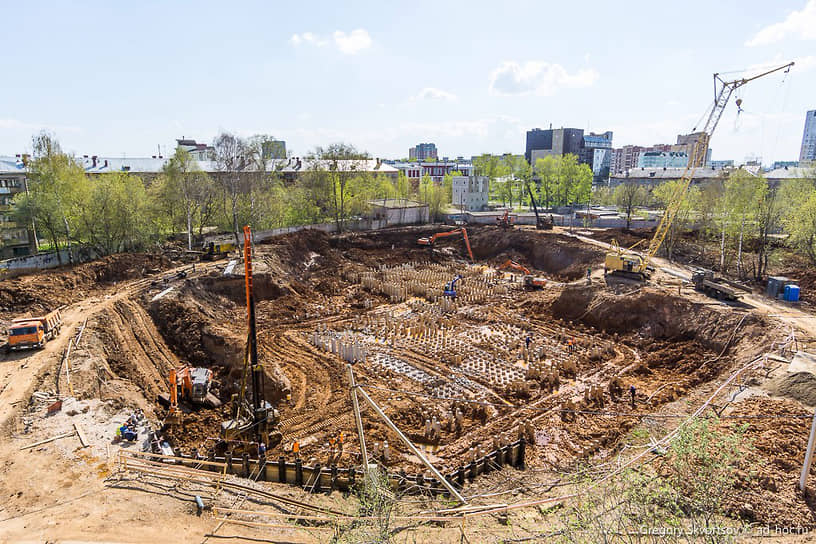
[785,284,800,302]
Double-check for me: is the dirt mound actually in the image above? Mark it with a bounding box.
[0,253,171,315]
[767,372,816,405]
[146,279,290,403]
[467,229,604,280]
[584,227,654,248]
[724,397,816,528]
[548,286,771,354]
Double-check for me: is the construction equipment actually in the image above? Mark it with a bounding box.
[496,210,516,229]
[603,61,794,280]
[604,239,653,280]
[497,259,547,289]
[5,309,62,353]
[201,241,236,261]
[691,269,741,301]
[220,226,282,451]
[159,366,221,422]
[525,184,553,230]
[443,275,463,298]
[417,228,475,262]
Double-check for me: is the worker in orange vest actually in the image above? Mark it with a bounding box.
[292,440,300,458]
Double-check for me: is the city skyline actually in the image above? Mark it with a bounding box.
[1,0,815,164]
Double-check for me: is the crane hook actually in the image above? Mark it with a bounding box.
[736,98,743,114]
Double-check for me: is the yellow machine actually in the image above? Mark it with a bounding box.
[604,61,794,280]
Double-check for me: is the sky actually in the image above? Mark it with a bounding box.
[1,0,815,164]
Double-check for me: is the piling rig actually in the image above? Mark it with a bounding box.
[220,225,282,452]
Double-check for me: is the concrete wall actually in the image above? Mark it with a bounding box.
[0,249,84,277]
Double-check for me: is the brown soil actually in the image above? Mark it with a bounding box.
[725,397,816,528]
[0,253,171,317]
[2,224,810,540]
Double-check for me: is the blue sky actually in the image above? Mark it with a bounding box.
[1,0,814,164]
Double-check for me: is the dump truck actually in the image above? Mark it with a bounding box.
[5,310,62,353]
[691,270,740,301]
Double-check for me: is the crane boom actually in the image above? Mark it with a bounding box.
[643,62,793,267]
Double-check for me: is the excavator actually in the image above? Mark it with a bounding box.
[417,228,475,262]
[525,183,553,230]
[496,210,516,229]
[443,275,463,298]
[605,61,794,281]
[498,259,547,289]
[220,225,282,452]
[160,366,222,424]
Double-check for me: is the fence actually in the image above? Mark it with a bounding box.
[118,437,527,495]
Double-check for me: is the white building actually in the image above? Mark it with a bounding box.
[368,199,429,225]
[451,176,489,211]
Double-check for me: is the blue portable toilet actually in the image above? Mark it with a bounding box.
[784,284,800,302]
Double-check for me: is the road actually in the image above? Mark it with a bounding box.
[564,230,816,341]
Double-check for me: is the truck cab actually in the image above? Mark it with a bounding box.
[7,320,45,351]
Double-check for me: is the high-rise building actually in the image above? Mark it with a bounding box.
[674,132,711,167]
[637,151,689,169]
[409,143,438,161]
[799,110,816,164]
[527,127,612,180]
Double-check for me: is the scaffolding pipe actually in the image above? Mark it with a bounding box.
[800,409,816,491]
[347,365,369,475]
[355,384,467,504]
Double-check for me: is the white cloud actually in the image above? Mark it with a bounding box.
[290,29,371,54]
[488,61,599,96]
[411,87,458,102]
[746,0,816,46]
[290,32,328,47]
[332,29,372,54]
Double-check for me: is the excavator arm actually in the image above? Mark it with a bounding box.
[418,228,475,262]
[498,259,531,275]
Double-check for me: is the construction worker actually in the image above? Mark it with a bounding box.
[258,442,266,456]
[337,431,344,453]
[525,334,532,350]
[587,267,592,285]
[292,440,300,458]
[630,385,637,409]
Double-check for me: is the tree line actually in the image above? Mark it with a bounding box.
[596,168,816,279]
[11,133,453,263]
[473,153,594,210]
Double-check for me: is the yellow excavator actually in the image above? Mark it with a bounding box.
[605,61,794,280]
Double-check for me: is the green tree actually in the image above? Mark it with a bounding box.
[155,148,217,249]
[781,176,816,263]
[613,182,650,230]
[308,143,371,232]
[534,155,559,209]
[77,172,151,254]
[653,179,700,261]
[14,133,89,264]
[419,174,446,222]
[724,169,766,278]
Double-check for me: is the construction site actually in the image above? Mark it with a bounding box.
[1,218,816,542]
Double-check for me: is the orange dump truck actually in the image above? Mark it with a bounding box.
[5,310,62,353]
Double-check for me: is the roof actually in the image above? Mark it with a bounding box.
[0,155,398,175]
[369,199,427,209]
[611,166,734,181]
[764,166,815,179]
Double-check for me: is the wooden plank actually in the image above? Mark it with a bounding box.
[73,423,89,448]
[20,431,75,450]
